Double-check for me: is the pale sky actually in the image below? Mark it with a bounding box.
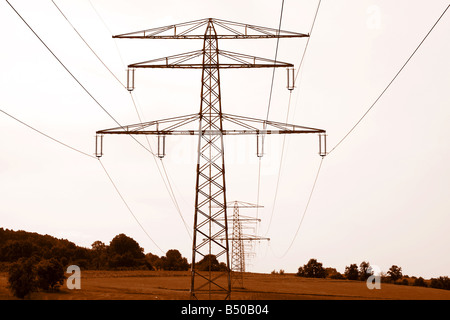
[1,0,449,279]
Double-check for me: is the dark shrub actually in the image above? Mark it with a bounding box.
[7,258,37,299]
[413,277,427,287]
[36,258,65,291]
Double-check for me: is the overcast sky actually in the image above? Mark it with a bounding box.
[1,0,449,279]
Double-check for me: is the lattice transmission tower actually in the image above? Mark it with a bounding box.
[95,18,327,300]
[223,201,269,289]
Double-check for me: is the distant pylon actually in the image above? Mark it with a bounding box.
[227,201,268,288]
[214,201,269,288]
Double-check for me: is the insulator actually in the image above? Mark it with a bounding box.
[157,135,166,158]
[319,133,327,157]
[126,68,135,91]
[95,134,103,158]
[286,67,295,91]
[256,133,264,158]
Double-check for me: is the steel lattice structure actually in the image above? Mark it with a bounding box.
[226,201,268,289]
[212,200,268,288]
[96,18,326,300]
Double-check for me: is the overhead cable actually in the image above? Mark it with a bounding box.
[328,4,450,155]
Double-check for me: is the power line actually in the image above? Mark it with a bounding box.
[47,0,191,239]
[270,3,449,258]
[263,91,293,236]
[127,92,191,238]
[52,0,147,131]
[5,0,155,157]
[271,157,324,259]
[256,0,285,230]
[87,0,127,68]
[290,0,322,121]
[0,108,96,159]
[50,0,126,89]
[5,1,169,252]
[262,0,322,237]
[328,4,450,155]
[160,160,192,239]
[98,158,165,254]
[264,0,285,123]
[5,1,175,252]
[81,1,190,238]
[0,107,163,252]
[294,0,322,84]
[89,4,190,237]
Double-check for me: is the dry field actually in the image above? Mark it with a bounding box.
[1,270,450,300]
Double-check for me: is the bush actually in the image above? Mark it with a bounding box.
[36,258,65,291]
[196,255,227,271]
[108,252,137,269]
[325,267,344,280]
[330,272,345,280]
[413,277,427,287]
[7,258,38,299]
[430,277,450,290]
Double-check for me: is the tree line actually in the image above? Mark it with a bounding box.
[0,228,226,298]
[2,228,448,298]
[294,258,450,290]
[0,228,226,272]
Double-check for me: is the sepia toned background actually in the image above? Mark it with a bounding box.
[0,0,449,280]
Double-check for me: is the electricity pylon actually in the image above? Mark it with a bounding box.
[221,201,269,289]
[95,18,327,300]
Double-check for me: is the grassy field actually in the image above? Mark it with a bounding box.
[1,270,449,300]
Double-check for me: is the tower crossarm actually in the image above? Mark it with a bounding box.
[96,113,325,136]
[127,49,294,69]
[112,18,309,40]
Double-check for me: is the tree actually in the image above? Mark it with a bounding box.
[326,268,344,280]
[359,261,372,281]
[36,258,65,291]
[344,264,359,280]
[196,254,227,271]
[108,234,145,269]
[413,277,427,287]
[109,234,144,259]
[0,240,37,262]
[145,253,162,270]
[296,259,327,278]
[440,276,450,290]
[7,258,38,299]
[400,278,409,286]
[91,241,108,270]
[161,249,189,271]
[430,276,450,290]
[109,252,137,269]
[387,265,403,282]
[91,241,106,251]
